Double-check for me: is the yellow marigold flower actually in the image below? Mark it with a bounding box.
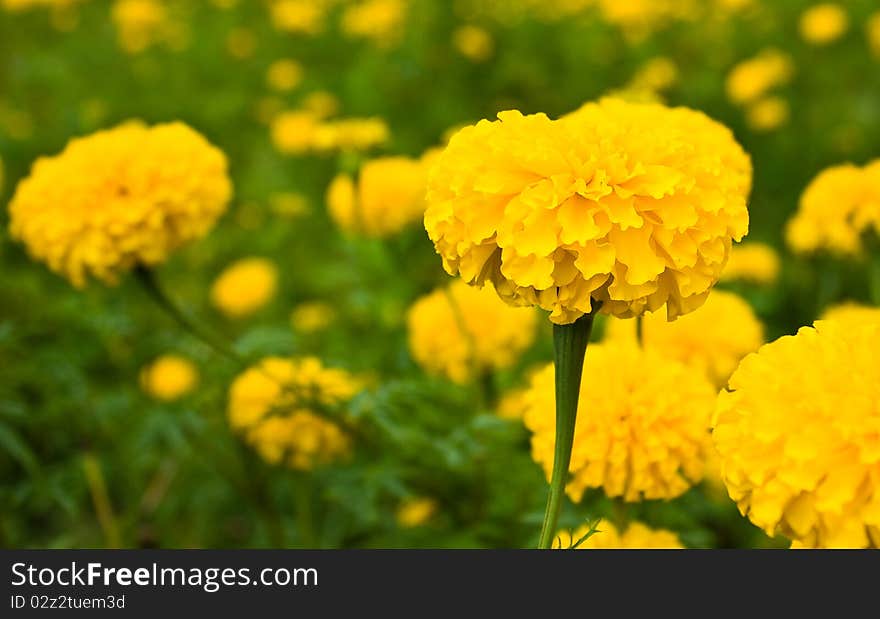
[270,110,321,154]
[210,257,279,318]
[266,58,303,92]
[425,98,751,325]
[301,90,340,119]
[140,354,198,401]
[453,24,494,62]
[720,242,780,285]
[746,96,789,133]
[562,519,684,549]
[341,0,407,46]
[524,341,715,502]
[8,122,231,287]
[227,356,359,470]
[291,301,336,333]
[326,156,427,237]
[396,497,437,528]
[726,49,793,106]
[713,320,880,548]
[785,160,880,257]
[799,3,848,46]
[269,0,327,35]
[111,0,167,54]
[606,290,764,388]
[407,281,537,384]
[628,56,678,94]
[820,302,880,326]
[311,117,389,152]
[868,12,880,59]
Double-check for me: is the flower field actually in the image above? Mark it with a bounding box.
[1,0,879,549]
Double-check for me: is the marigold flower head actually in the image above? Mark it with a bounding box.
[326,156,427,237]
[341,0,407,46]
[785,160,880,257]
[713,320,880,548]
[290,301,336,333]
[269,0,328,34]
[819,302,880,327]
[396,497,438,527]
[524,341,715,502]
[799,3,848,46]
[746,96,789,133]
[210,257,279,318]
[561,519,684,549]
[271,111,388,155]
[140,354,198,401]
[266,58,303,92]
[453,24,494,62]
[605,290,764,388]
[425,98,751,325]
[8,122,231,287]
[227,357,360,470]
[407,281,536,384]
[111,0,167,54]
[726,49,793,106]
[720,241,780,285]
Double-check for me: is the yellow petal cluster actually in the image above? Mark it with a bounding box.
[407,281,536,384]
[227,357,360,470]
[268,0,331,35]
[785,160,880,257]
[266,58,304,92]
[140,354,198,401]
[425,98,751,325]
[819,302,880,327]
[453,25,494,62]
[396,497,438,527]
[210,257,279,318]
[713,320,880,548]
[725,49,793,106]
[271,110,388,155]
[719,241,780,284]
[746,96,789,133]
[524,341,715,502]
[111,0,167,54]
[562,519,684,549]
[341,0,407,46]
[290,301,336,333]
[8,122,231,287]
[326,155,428,237]
[605,290,764,388]
[799,3,848,46]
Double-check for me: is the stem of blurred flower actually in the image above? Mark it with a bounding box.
[82,452,122,548]
[537,312,595,549]
[134,265,248,367]
[294,473,317,548]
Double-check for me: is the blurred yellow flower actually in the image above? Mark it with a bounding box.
[226,27,257,59]
[786,160,880,256]
[140,354,198,401]
[111,0,167,54]
[425,98,752,325]
[269,0,328,35]
[453,24,494,62]
[228,357,360,470]
[326,155,427,237]
[301,90,340,119]
[266,58,304,92]
[407,281,536,384]
[725,49,793,106]
[628,56,678,94]
[713,320,880,548]
[269,192,311,218]
[210,257,279,318]
[341,0,408,46]
[270,110,321,154]
[396,497,437,527]
[524,341,715,502]
[799,3,848,46]
[291,301,336,333]
[8,122,231,287]
[271,111,388,155]
[746,96,789,133]
[562,519,684,549]
[868,12,880,59]
[720,242,780,285]
[606,290,764,388]
[819,302,880,326]
[496,386,529,421]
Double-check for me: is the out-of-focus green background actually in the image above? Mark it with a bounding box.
[1,0,878,549]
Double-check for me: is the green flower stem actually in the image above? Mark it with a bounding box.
[134,265,248,367]
[537,312,595,549]
[869,251,880,306]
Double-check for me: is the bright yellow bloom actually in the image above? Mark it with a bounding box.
[111,0,167,54]
[785,160,880,257]
[606,290,764,388]
[210,257,279,318]
[269,0,329,35]
[562,519,684,549]
[726,49,793,106]
[341,0,407,46]
[266,58,303,92]
[270,110,321,154]
[326,155,427,237]
[713,320,880,548]
[290,301,336,333]
[396,497,437,527]
[720,242,780,285]
[8,122,231,287]
[407,281,536,384]
[524,341,715,502]
[746,96,789,133]
[820,302,880,327]
[140,354,198,401]
[799,3,848,46]
[868,12,880,59]
[453,25,494,62]
[271,111,388,155]
[227,357,360,470]
[425,98,751,325]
